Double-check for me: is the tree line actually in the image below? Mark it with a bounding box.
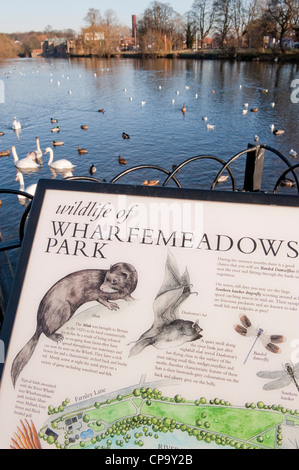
[1,0,298,58]
[80,0,299,54]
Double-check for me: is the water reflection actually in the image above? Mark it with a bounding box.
[0,57,298,200]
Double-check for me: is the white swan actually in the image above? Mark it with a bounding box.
[12,117,21,130]
[12,146,39,169]
[27,137,42,161]
[15,171,37,204]
[44,147,76,169]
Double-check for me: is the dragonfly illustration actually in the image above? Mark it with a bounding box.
[234,314,285,364]
[257,362,299,392]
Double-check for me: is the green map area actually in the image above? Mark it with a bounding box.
[39,386,299,449]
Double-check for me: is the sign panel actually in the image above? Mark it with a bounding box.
[0,179,298,450]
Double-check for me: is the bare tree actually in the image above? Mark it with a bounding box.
[190,0,216,48]
[138,1,184,51]
[232,0,259,47]
[84,8,102,28]
[213,0,233,47]
[267,0,299,50]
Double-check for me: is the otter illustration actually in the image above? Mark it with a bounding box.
[129,251,203,357]
[11,262,138,387]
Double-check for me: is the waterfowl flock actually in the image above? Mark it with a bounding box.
[0,60,297,207]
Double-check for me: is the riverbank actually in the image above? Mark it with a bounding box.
[71,48,299,63]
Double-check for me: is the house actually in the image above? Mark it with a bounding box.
[31,49,43,58]
[42,38,68,57]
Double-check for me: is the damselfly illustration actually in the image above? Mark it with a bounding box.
[257,362,299,392]
[234,314,285,364]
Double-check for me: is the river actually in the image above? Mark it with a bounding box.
[0,56,298,261]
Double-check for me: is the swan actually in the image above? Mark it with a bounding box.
[12,146,39,169]
[27,137,42,161]
[12,117,21,130]
[15,171,37,204]
[44,147,75,169]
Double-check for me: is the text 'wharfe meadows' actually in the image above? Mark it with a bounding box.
[45,220,299,259]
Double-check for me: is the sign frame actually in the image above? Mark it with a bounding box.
[0,178,298,450]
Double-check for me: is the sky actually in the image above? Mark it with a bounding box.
[0,0,194,34]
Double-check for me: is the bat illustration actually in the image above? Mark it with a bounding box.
[129,251,203,357]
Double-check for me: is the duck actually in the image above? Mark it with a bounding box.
[254,135,259,142]
[51,118,58,123]
[78,146,88,154]
[51,126,60,133]
[0,132,4,136]
[118,155,127,164]
[141,101,146,106]
[52,140,64,147]
[242,109,248,115]
[98,109,105,114]
[0,149,10,157]
[202,116,208,121]
[26,137,42,161]
[15,171,37,204]
[142,180,159,186]
[280,178,295,188]
[81,125,88,130]
[12,146,39,170]
[89,165,97,175]
[12,117,21,130]
[289,149,297,158]
[181,104,186,114]
[271,102,275,107]
[273,129,285,135]
[250,107,258,112]
[122,132,130,139]
[44,147,75,170]
[206,124,215,130]
[217,175,229,183]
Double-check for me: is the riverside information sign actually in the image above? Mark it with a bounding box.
[0,178,298,450]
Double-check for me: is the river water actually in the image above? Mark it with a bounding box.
[0,56,298,255]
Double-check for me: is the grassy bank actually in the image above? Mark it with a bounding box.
[116,48,299,63]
